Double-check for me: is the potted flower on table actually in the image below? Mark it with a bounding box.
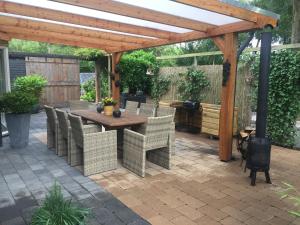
[102,97,117,116]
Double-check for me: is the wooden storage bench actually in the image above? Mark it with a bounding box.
[201,103,238,137]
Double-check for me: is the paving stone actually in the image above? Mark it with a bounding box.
[1,217,26,225]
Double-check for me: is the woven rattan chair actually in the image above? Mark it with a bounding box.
[68,114,117,176]
[55,109,71,160]
[69,100,90,111]
[44,105,58,151]
[157,106,176,155]
[139,103,154,117]
[125,101,139,115]
[123,115,173,177]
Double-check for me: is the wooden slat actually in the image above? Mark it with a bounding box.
[0,26,142,50]
[112,21,259,52]
[0,15,155,45]
[0,1,173,40]
[174,0,278,27]
[213,37,225,52]
[0,31,10,41]
[6,32,118,52]
[219,33,238,162]
[52,0,216,31]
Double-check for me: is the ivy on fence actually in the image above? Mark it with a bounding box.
[251,50,300,148]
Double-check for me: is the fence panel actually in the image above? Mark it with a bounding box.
[159,65,251,130]
[25,57,80,107]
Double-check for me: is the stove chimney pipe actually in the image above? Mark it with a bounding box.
[256,31,272,138]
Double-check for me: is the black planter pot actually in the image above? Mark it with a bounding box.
[6,113,31,148]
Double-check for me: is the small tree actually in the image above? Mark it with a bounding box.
[177,67,210,102]
[151,75,171,116]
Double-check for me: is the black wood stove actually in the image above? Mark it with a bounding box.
[246,31,272,186]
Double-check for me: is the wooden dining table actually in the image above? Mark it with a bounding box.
[71,110,147,158]
[71,110,147,129]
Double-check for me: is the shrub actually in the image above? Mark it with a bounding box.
[151,75,171,108]
[31,183,90,225]
[81,72,109,102]
[120,50,158,94]
[177,67,210,102]
[251,50,300,147]
[0,91,37,114]
[14,74,47,100]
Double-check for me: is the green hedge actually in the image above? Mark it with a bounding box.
[120,50,158,94]
[251,50,300,148]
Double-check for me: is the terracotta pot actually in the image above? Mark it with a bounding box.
[104,105,114,116]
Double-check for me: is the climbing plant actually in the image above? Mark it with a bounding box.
[251,50,300,148]
[177,67,210,102]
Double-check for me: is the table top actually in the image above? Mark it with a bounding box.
[71,110,147,129]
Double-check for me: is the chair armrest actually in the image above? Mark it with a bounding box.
[124,129,146,148]
[83,124,101,134]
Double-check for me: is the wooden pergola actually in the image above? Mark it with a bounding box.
[0,0,279,161]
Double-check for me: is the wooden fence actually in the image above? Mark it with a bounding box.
[25,56,80,107]
[159,65,252,130]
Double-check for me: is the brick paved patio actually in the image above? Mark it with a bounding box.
[90,133,300,225]
[1,111,299,225]
[0,112,149,225]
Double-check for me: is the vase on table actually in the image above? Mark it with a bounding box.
[104,105,114,116]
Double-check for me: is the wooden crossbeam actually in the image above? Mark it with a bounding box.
[114,21,259,52]
[0,31,10,41]
[0,1,174,40]
[0,15,155,45]
[0,26,143,50]
[6,32,119,52]
[174,0,278,28]
[51,0,216,32]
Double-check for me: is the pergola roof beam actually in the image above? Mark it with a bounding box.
[0,1,174,40]
[173,0,278,27]
[0,26,142,51]
[0,15,156,45]
[5,32,118,52]
[51,0,217,32]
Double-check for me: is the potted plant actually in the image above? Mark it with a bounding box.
[102,97,117,116]
[0,90,37,148]
[14,74,47,113]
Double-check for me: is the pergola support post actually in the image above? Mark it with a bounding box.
[111,52,122,108]
[218,33,238,161]
[95,58,101,103]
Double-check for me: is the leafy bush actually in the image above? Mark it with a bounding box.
[151,75,171,108]
[14,74,47,102]
[81,79,96,102]
[279,182,300,218]
[81,72,109,102]
[177,67,210,102]
[0,91,37,114]
[31,183,90,225]
[251,51,300,147]
[120,50,158,94]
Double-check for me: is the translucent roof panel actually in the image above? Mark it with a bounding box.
[114,0,242,26]
[6,0,192,33]
[0,12,159,39]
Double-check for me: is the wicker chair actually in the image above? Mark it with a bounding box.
[123,115,173,177]
[44,105,58,151]
[68,114,117,176]
[139,103,154,117]
[157,106,176,155]
[125,101,139,115]
[69,100,90,111]
[55,109,71,160]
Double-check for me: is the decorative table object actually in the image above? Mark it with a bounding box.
[102,97,117,116]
